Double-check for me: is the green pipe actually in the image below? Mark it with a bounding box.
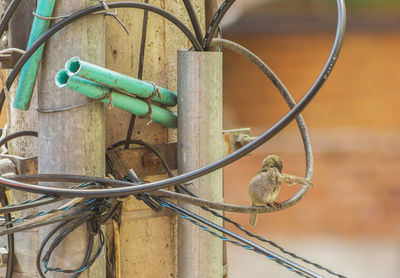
[13,0,56,110]
[55,70,177,129]
[65,57,177,107]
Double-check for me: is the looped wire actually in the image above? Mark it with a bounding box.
[98,0,130,35]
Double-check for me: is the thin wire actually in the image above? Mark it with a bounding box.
[0,199,94,227]
[0,48,26,55]
[154,196,324,278]
[125,0,149,149]
[0,211,93,237]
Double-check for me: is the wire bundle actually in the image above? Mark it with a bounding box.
[0,0,346,277]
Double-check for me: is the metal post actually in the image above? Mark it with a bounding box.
[37,1,105,277]
[177,50,223,278]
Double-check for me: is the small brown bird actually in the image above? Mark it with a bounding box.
[248,155,314,226]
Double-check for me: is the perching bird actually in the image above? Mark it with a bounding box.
[248,155,314,226]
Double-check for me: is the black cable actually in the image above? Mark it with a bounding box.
[0,211,93,237]
[202,0,236,50]
[0,130,38,148]
[154,196,323,278]
[36,216,90,278]
[0,0,22,38]
[0,0,346,199]
[0,130,37,278]
[72,234,94,278]
[109,139,344,277]
[0,190,14,278]
[182,0,204,44]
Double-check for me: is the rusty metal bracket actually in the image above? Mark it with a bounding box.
[223,128,255,154]
[0,154,37,175]
[107,142,177,178]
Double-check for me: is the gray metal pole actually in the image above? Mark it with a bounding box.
[177,50,223,278]
[37,1,105,277]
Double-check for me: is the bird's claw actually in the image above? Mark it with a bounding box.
[266,202,282,209]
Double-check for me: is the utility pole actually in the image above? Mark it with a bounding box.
[37,0,106,277]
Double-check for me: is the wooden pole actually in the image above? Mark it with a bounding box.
[37,1,105,277]
[104,1,205,277]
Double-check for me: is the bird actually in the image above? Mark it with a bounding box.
[248,155,314,226]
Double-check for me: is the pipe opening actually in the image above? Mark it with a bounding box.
[55,69,70,88]
[66,57,81,75]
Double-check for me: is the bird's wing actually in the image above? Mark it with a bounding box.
[280,173,315,188]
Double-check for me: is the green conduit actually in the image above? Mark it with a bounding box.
[65,57,177,107]
[13,0,56,110]
[55,70,177,129]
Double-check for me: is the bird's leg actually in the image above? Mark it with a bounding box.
[265,202,282,209]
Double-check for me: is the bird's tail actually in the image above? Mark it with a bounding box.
[249,213,258,226]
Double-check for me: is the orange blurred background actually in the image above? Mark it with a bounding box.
[222,1,400,277]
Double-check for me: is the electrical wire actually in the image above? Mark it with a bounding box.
[153,196,324,278]
[36,215,90,278]
[0,211,93,237]
[0,130,38,148]
[0,0,22,39]
[107,139,345,277]
[0,0,346,198]
[125,0,149,149]
[202,0,236,50]
[0,130,37,278]
[0,190,14,278]
[182,0,204,44]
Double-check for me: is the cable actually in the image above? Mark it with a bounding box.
[154,196,324,278]
[0,130,37,278]
[0,190,14,278]
[0,1,345,200]
[0,130,38,147]
[202,0,236,50]
[0,0,23,39]
[0,211,93,237]
[36,215,90,278]
[0,195,59,214]
[125,0,149,149]
[109,139,344,277]
[182,0,204,44]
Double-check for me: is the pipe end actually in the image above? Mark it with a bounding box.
[55,69,70,88]
[65,57,82,76]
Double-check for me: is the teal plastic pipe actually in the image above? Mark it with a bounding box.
[55,70,177,129]
[65,57,177,107]
[13,0,56,110]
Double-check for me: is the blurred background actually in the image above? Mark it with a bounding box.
[221,0,400,277]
